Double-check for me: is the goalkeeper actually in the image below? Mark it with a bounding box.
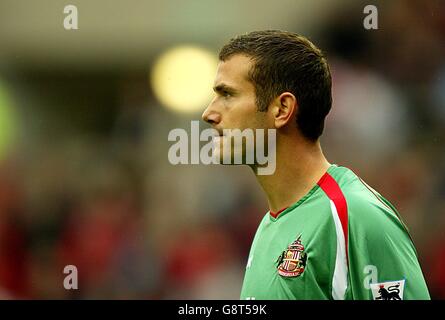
[201,30,430,300]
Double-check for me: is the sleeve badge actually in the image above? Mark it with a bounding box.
[370,279,405,300]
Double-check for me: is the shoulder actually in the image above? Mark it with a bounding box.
[326,165,408,236]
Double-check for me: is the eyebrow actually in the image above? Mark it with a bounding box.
[213,83,237,94]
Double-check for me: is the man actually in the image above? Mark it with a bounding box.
[201,30,430,300]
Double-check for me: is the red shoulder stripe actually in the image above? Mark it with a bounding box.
[318,172,349,262]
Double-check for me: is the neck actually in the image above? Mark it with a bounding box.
[254,135,331,214]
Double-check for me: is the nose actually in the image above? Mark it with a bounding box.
[202,100,221,125]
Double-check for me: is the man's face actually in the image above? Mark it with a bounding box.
[202,54,272,164]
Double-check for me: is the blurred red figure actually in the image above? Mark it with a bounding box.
[0,161,30,298]
[57,191,142,297]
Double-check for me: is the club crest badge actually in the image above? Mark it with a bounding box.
[276,235,307,277]
[370,279,405,300]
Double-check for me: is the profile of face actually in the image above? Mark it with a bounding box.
[202,54,273,166]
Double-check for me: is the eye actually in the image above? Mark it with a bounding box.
[222,90,231,98]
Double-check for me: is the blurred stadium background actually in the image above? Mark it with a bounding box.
[0,0,444,299]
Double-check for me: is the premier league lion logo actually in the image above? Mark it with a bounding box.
[375,284,402,300]
[370,280,406,300]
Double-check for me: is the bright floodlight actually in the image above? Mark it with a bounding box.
[151,46,217,113]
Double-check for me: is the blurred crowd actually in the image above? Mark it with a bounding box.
[0,1,444,299]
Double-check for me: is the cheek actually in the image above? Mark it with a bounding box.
[250,108,270,130]
[231,97,258,126]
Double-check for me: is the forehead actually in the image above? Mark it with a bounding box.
[214,54,254,88]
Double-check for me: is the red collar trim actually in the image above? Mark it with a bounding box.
[269,206,288,219]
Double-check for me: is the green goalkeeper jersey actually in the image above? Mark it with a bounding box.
[240,164,430,300]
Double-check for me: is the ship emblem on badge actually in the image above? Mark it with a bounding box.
[276,235,307,277]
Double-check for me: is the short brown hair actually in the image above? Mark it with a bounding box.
[219,30,332,141]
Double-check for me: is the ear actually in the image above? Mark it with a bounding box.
[271,92,297,129]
